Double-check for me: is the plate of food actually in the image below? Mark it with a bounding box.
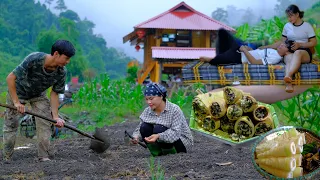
[251,126,320,179]
[189,86,279,146]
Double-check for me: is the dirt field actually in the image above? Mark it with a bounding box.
[1,120,319,180]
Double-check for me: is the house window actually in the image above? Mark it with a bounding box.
[161,33,176,46]
[176,30,191,47]
[210,31,218,48]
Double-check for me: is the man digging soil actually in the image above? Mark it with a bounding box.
[2,40,75,163]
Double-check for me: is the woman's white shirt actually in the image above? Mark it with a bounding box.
[282,22,316,43]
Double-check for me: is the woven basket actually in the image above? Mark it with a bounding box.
[251,126,320,180]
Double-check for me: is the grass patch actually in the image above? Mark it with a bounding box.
[148,157,176,180]
[62,74,145,132]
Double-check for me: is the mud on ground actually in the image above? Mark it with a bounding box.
[1,120,318,180]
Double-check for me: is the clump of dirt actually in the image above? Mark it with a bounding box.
[0,120,319,179]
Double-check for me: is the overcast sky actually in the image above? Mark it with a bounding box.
[50,0,279,62]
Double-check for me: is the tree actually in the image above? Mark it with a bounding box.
[312,1,320,9]
[36,26,66,54]
[60,10,80,22]
[87,48,105,73]
[44,0,54,9]
[77,18,95,34]
[274,0,293,17]
[226,5,246,26]
[0,0,133,83]
[59,18,79,39]
[211,8,228,24]
[242,8,255,25]
[55,0,67,13]
[67,53,88,81]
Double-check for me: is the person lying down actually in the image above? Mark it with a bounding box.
[200,29,293,65]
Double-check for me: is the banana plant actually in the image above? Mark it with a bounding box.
[313,24,320,58]
[235,23,249,40]
[235,16,285,45]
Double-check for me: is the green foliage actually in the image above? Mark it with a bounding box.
[313,24,320,58]
[67,52,89,81]
[126,66,139,84]
[148,157,170,180]
[312,1,320,9]
[0,52,20,90]
[59,10,80,22]
[36,26,67,53]
[72,74,145,130]
[235,16,285,45]
[235,23,250,41]
[87,48,106,74]
[0,0,133,89]
[0,92,6,136]
[305,1,320,22]
[0,91,7,103]
[168,88,193,118]
[272,86,320,135]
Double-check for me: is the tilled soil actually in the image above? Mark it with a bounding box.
[0,120,318,180]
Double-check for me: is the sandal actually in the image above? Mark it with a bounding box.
[284,76,292,83]
[285,83,294,93]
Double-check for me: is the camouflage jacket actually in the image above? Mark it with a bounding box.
[12,52,67,100]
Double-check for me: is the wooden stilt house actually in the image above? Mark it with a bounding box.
[123,1,235,84]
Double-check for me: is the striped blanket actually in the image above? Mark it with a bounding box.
[182,60,320,88]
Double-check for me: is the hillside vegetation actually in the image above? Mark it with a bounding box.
[0,0,133,92]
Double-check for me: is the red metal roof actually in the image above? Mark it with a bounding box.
[152,47,216,59]
[134,2,235,31]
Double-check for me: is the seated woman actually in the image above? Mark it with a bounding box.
[259,5,317,93]
[200,29,292,65]
[131,83,193,156]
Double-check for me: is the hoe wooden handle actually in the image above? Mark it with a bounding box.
[0,103,104,143]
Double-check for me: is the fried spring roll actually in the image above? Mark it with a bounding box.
[220,115,235,134]
[254,117,274,136]
[253,105,270,121]
[209,97,227,118]
[240,95,258,113]
[202,116,220,132]
[234,116,255,138]
[223,86,244,105]
[226,104,243,121]
[192,92,215,120]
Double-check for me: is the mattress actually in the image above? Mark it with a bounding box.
[182,60,320,87]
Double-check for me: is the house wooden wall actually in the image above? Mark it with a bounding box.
[140,29,213,83]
